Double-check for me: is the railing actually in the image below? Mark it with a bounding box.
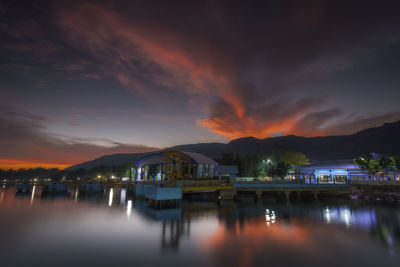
[350,180,400,186]
[235,180,321,185]
[234,183,349,188]
[182,180,230,187]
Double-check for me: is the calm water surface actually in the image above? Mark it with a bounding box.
[0,185,400,267]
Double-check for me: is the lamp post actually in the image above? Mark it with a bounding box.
[263,159,272,168]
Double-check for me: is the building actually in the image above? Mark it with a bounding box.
[136,151,218,181]
[217,165,239,183]
[293,159,367,184]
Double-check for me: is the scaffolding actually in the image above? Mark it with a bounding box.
[163,151,191,186]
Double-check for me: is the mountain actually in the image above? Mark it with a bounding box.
[66,121,400,170]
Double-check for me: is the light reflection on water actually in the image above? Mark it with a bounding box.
[0,185,400,267]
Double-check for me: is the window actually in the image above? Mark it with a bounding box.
[317,174,331,183]
[350,173,367,180]
[209,165,214,176]
[197,164,203,178]
[333,175,347,183]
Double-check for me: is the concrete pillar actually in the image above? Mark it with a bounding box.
[255,190,262,201]
[229,174,236,184]
[285,191,290,203]
[313,190,319,201]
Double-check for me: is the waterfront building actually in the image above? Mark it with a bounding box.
[136,151,218,181]
[294,159,367,184]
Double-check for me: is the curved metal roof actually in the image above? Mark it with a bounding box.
[297,159,359,171]
[136,151,217,167]
[181,151,218,165]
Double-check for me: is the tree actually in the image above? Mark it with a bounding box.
[218,152,237,165]
[354,153,379,180]
[116,163,134,178]
[389,156,400,180]
[273,150,309,165]
[267,161,291,180]
[377,156,391,180]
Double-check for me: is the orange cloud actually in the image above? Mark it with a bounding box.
[57,4,223,100]
[56,3,400,141]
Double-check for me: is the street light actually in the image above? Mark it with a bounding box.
[263,159,272,166]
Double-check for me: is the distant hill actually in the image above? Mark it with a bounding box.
[66,121,400,170]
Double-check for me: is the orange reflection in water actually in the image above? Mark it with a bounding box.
[204,218,310,267]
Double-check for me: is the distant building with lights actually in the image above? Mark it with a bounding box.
[293,159,367,184]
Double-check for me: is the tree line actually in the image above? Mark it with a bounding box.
[354,153,400,181]
[216,150,309,179]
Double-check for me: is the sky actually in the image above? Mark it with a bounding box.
[1,0,400,169]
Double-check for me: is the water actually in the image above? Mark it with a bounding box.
[1,185,400,267]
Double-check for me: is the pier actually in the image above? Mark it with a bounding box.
[12,179,400,208]
[234,182,350,202]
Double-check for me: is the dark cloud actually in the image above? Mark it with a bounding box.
[0,106,159,168]
[326,112,400,136]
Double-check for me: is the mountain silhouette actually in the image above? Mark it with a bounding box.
[67,121,400,170]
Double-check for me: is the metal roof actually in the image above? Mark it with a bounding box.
[137,151,217,167]
[181,151,218,165]
[296,159,360,171]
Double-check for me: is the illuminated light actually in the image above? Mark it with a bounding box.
[387,234,394,246]
[265,209,277,222]
[120,188,126,204]
[324,208,331,224]
[111,175,115,179]
[74,187,79,203]
[340,207,351,227]
[98,175,101,178]
[127,200,132,217]
[30,185,36,206]
[108,188,113,207]
[344,213,350,227]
